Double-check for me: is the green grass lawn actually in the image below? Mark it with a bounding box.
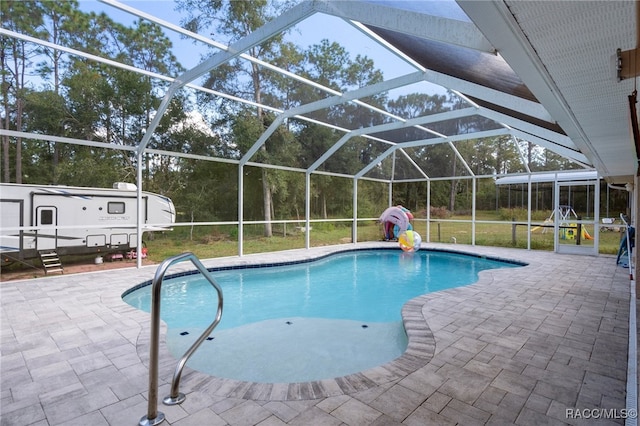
[143,215,624,263]
[420,220,622,254]
[1,213,625,274]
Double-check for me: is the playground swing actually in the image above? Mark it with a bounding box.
[532,205,593,240]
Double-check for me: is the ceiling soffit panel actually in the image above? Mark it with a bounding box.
[457,0,636,179]
[504,0,637,179]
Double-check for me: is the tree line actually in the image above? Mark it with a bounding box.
[1,0,581,236]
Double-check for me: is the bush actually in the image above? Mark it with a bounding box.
[429,206,451,219]
[312,221,336,232]
[498,208,551,221]
[228,226,238,239]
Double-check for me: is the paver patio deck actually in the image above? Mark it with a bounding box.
[1,243,636,425]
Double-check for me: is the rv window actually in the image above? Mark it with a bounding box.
[40,209,53,225]
[108,202,125,214]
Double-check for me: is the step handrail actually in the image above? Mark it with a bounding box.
[139,252,223,426]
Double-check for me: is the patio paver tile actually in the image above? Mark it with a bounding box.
[330,398,382,425]
[0,244,633,425]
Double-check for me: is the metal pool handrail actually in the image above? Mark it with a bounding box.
[139,252,224,426]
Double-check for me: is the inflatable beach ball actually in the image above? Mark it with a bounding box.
[398,230,422,252]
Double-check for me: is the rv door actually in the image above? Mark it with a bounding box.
[35,206,57,251]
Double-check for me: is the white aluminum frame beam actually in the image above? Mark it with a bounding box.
[308,107,478,174]
[4,9,579,179]
[100,0,341,97]
[421,69,554,123]
[3,0,604,198]
[240,71,430,164]
[510,129,590,165]
[102,0,454,153]
[478,108,578,151]
[512,136,532,174]
[135,0,317,154]
[355,128,510,178]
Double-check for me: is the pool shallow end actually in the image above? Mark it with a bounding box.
[133,286,438,401]
[167,318,408,383]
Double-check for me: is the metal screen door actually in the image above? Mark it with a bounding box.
[554,180,599,255]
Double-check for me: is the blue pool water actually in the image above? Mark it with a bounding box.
[123,249,521,382]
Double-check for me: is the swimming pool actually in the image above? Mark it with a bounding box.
[123,248,522,382]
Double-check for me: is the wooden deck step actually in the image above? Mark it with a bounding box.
[39,251,64,275]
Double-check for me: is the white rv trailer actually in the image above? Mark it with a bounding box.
[0,182,175,265]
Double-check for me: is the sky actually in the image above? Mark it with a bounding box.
[76,0,446,97]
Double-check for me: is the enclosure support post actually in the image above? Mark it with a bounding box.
[305,172,311,249]
[352,178,358,244]
[527,175,532,250]
[594,177,601,252]
[426,180,431,243]
[635,175,639,285]
[472,177,476,246]
[238,165,244,256]
[136,150,144,269]
[553,174,559,252]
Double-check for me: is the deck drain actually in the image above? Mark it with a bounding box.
[362,324,368,328]
[285,321,293,325]
[180,331,189,336]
